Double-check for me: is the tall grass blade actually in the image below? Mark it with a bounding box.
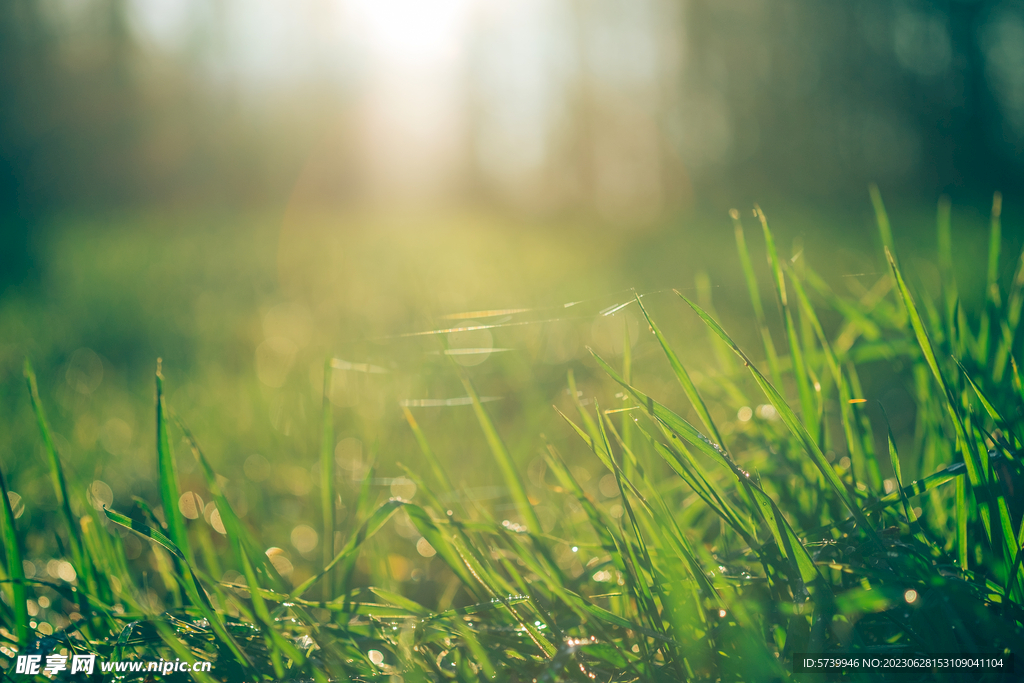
[885,248,993,544]
[732,209,783,389]
[403,503,477,590]
[676,294,886,551]
[319,358,336,600]
[620,309,635,471]
[757,206,817,435]
[595,408,664,644]
[601,416,719,601]
[587,349,826,592]
[634,292,722,445]
[696,270,738,375]
[292,499,406,599]
[628,416,750,542]
[0,462,28,643]
[174,414,311,668]
[103,507,256,671]
[978,192,1002,359]
[401,406,458,505]
[455,365,541,534]
[156,361,191,564]
[878,406,923,544]
[994,244,1024,382]
[956,475,968,571]
[542,441,625,568]
[176,417,285,591]
[869,183,895,257]
[936,195,958,349]
[787,267,882,492]
[805,461,968,537]
[956,357,1020,445]
[24,359,86,571]
[802,266,882,343]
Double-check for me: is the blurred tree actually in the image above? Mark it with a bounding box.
[1,0,1022,261]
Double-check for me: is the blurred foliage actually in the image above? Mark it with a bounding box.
[2,0,1023,231]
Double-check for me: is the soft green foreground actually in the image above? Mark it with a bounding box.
[1,197,1022,681]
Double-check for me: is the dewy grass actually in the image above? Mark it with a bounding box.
[4,192,1024,681]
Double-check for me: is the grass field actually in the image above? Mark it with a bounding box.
[1,193,1023,681]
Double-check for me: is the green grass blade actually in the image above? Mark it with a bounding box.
[595,408,663,640]
[103,507,256,671]
[956,357,1020,444]
[455,364,541,535]
[554,406,616,475]
[402,405,459,506]
[403,503,478,590]
[804,461,967,537]
[787,267,883,492]
[936,195,959,349]
[1013,357,1024,406]
[174,414,313,670]
[176,416,287,590]
[24,359,86,570]
[587,350,759,543]
[103,507,209,606]
[155,361,191,565]
[601,416,720,601]
[0,462,28,643]
[956,475,968,571]
[620,311,635,473]
[869,183,895,257]
[994,243,1024,382]
[802,266,882,342]
[1006,520,1024,600]
[885,248,993,543]
[291,499,406,599]
[542,441,625,566]
[320,357,336,600]
[877,405,930,549]
[757,206,817,436]
[635,292,722,445]
[696,269,738,375]
[676,293,885,548]
[732,209,783,389]
[846,363,883,491]
[589,348,730,471]
[978,192,1002,359]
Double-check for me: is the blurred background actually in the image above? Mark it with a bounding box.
[1,0,1023,592]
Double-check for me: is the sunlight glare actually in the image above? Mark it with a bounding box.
[346,0,472,67]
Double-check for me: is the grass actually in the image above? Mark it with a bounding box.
[2,195,1024,681]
